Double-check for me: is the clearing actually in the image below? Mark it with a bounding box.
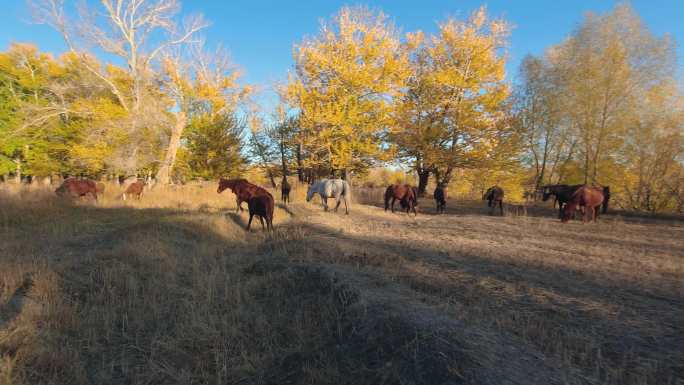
[0,184,682,385]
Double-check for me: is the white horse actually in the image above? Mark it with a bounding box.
[306,179,351,214]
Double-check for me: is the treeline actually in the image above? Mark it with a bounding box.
[0,1,682,212]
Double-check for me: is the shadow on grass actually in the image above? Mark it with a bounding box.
[271,219,684,385]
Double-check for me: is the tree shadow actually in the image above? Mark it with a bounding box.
[275,219,683,384]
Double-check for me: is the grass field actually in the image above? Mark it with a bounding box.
[0,182,682,385]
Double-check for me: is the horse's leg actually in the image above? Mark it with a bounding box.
[499,200,503,216]
[259,216,265,230]
[343,195,349,215]
[321,196,328,211]
[247,214,253,231]
[391,197,396,213]
[335,197,341,212]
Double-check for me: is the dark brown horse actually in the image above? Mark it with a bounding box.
[281,177,291,205]
[122,180,146,200]
[217,178,269,213]
[483,186,504,215]
[543,184,610,218]
[562,186,604,223]
[246,192,274,231]
[55,178,98,202]
[601,186,611,214]
[384,184,418,215]
[433,184,447,214]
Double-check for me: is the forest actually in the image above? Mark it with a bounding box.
[0,1,682,213]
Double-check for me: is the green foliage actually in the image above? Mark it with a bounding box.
[181,114,246,180]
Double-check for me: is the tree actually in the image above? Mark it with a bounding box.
[392,7,513,188]
[31,0,209,178]
[619,83,683,212]
[181,113,245,180]
[156,43,246,184]
[287,6,409,178]
[546,4,676,184]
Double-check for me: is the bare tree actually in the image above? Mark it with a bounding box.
[30,0,208,176]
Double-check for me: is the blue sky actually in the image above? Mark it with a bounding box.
[1,0,682,110]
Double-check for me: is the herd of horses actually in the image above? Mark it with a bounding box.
[50,176,611,232]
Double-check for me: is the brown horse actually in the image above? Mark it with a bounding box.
[483,186,504,215]
[384,184,418,215]
[281,177,291,205]
[55,178,98,202]
[562,186,604,223]
[543,184,610,218]
[434,184,447,214]
[217,178,268,213]
[542,184,583,218]
[246,192,274,231]
[122,180,146,200]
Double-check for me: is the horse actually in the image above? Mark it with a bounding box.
[601,186,611,214]
[55,178,98,202]
[246,192,274,232]
[217,178,268,213]
[562,186,604,223]
[483,186,504,215]
[541,184,583,218]
[122,180,145,201]
[384,184,418,215]
[281,177,291,205]
[434,184,447,214]
[306,179,351,214]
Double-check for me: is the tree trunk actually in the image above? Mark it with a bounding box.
[280,141,289,177]
[296,143,304,182]
[266,167,277,188]
[440,167,454,186]
[156,112,186,185]
[13,158,21,184]
[417,168,430,196]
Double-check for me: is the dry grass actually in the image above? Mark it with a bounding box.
[0,182,682,385]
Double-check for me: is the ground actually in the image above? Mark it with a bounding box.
[0,182,682,385]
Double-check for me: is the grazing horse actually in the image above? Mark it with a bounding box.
[122,180,145,201]
[384,184,418,215]
[306,179,351,214]
[281,177,291,205]
[562,186,604,223]
[246,192,274,231]
[483,186,504,215]
[217,178,268,213]
[434,185,447,214]
[542,184,583,219]
[56,178,99,202]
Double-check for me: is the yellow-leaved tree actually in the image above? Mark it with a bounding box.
[287,6,409,179]
[392,7,515,191]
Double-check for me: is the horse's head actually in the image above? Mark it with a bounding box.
[217,178,233,193]
[55,184,66,196]
[306,184,315,202]
[541,186,554,201]
[482,188,491,201]
[561,204,574,222]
